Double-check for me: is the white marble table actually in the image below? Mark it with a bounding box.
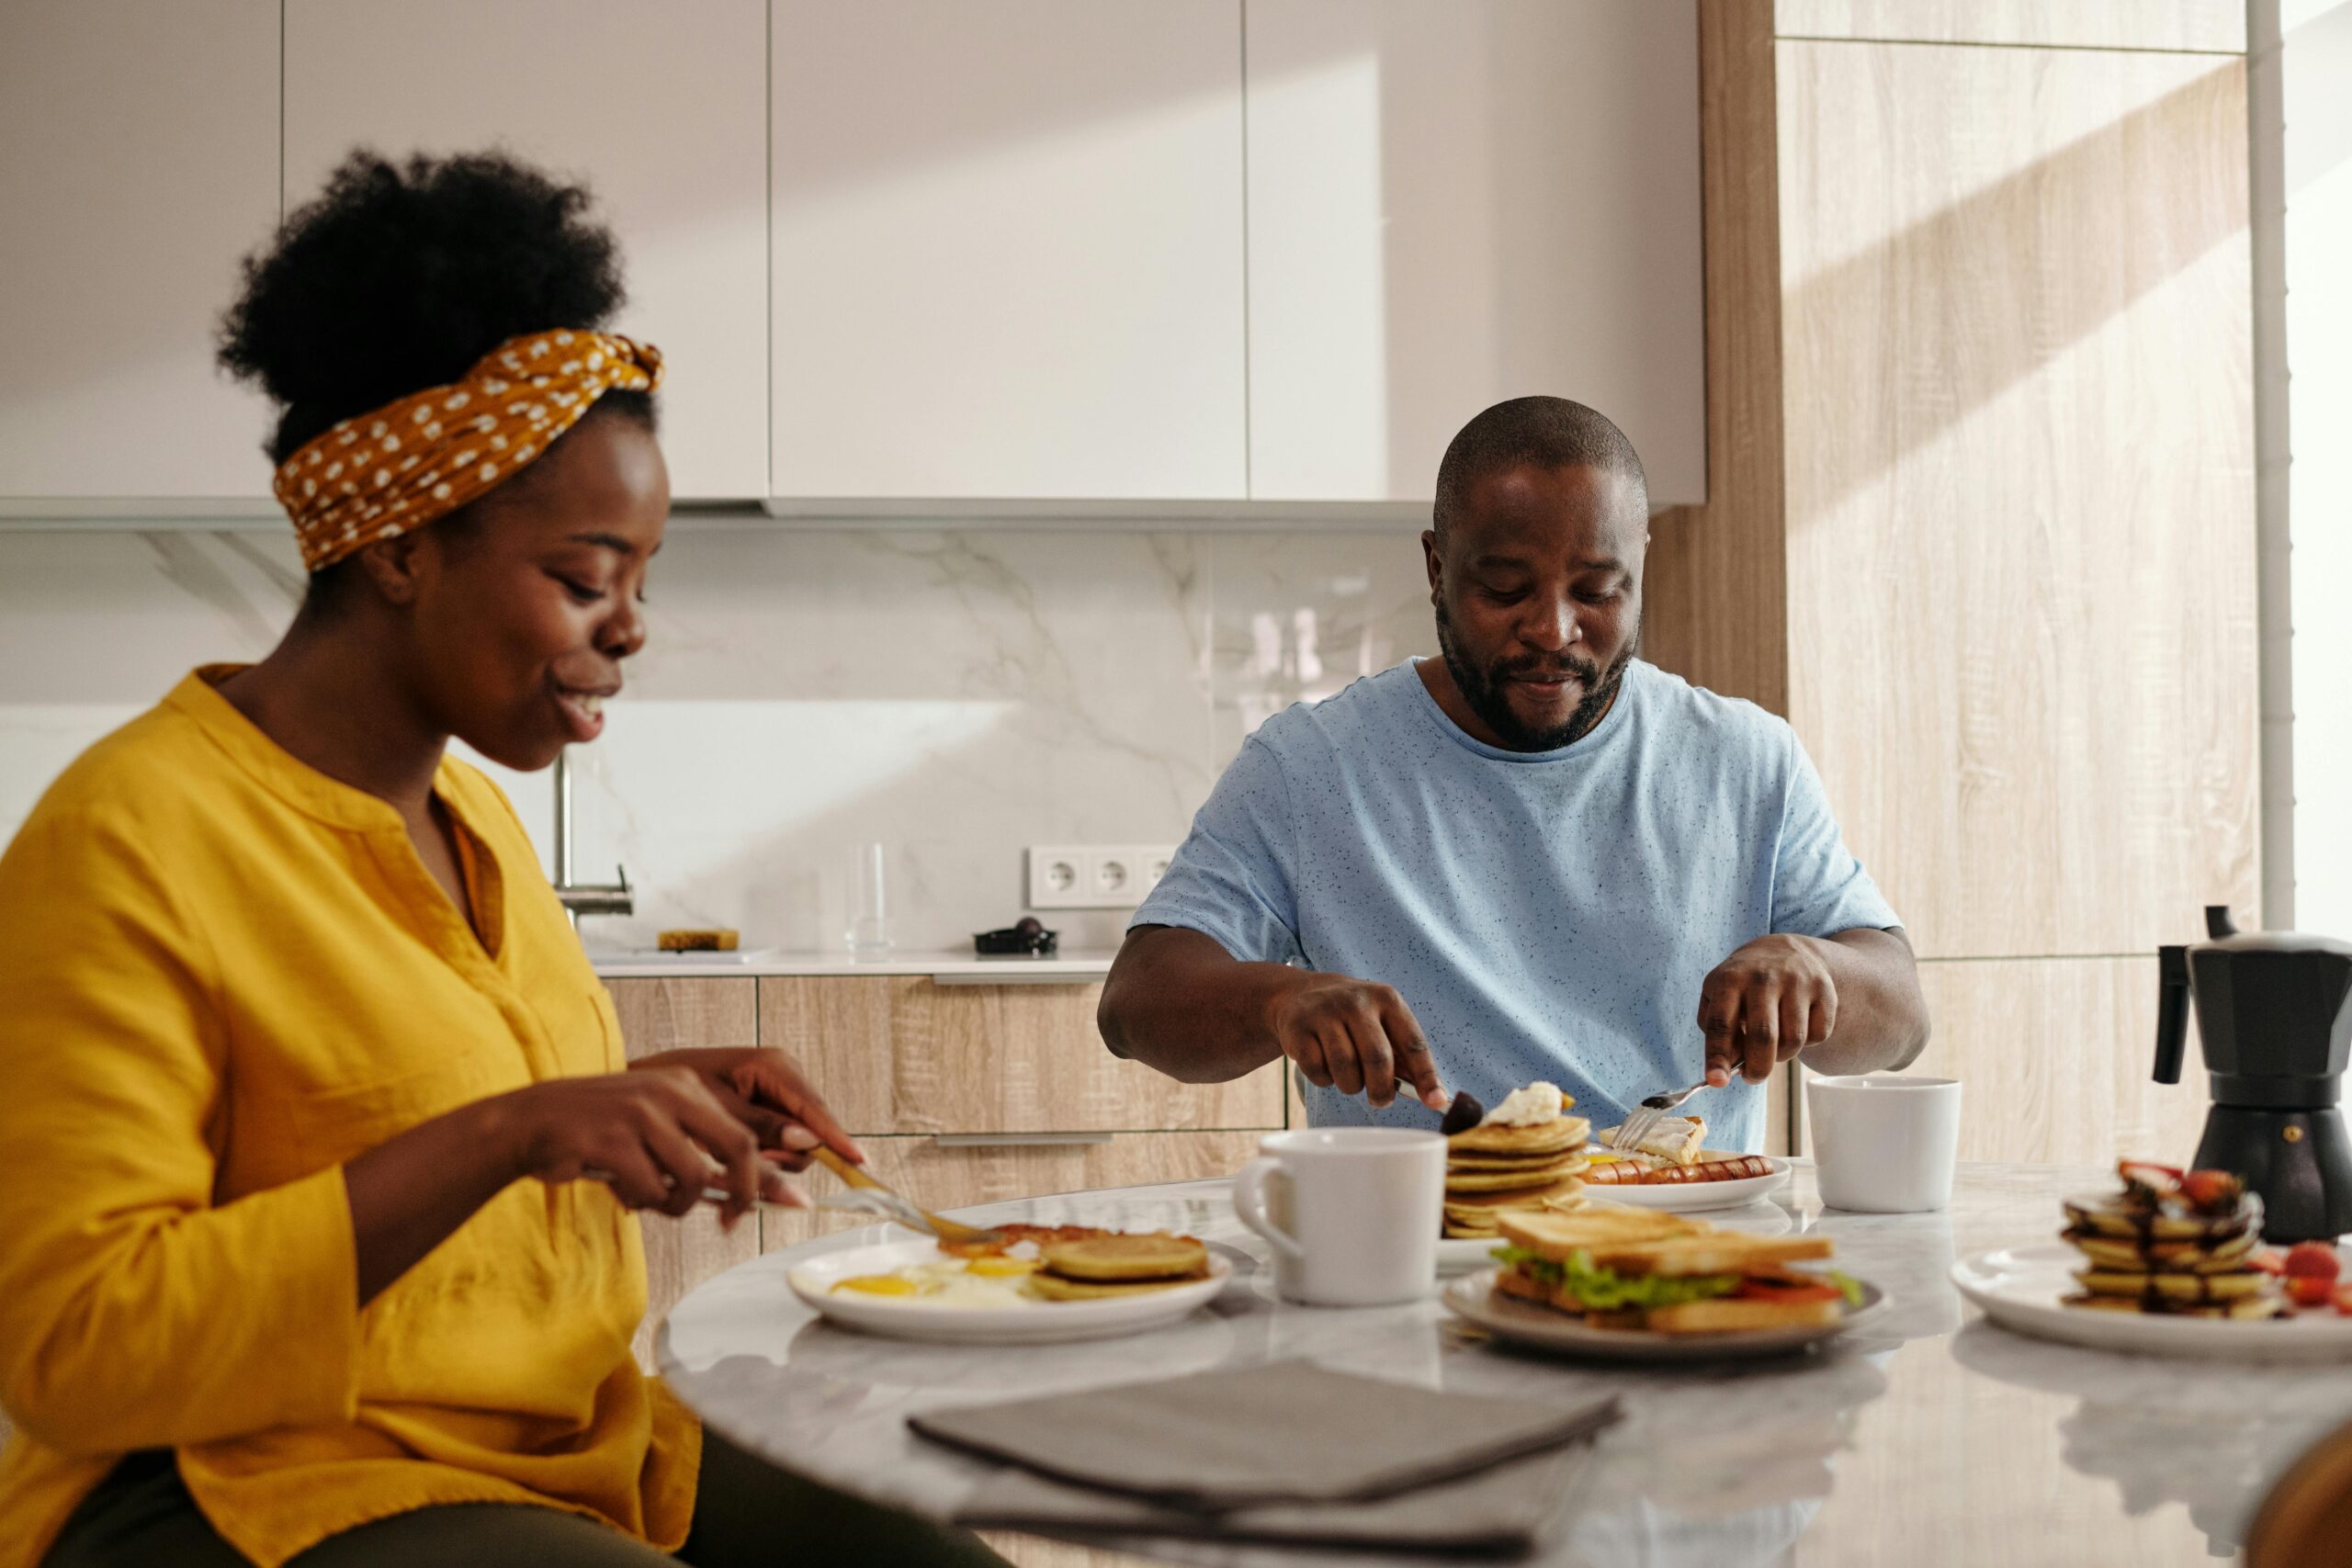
[658,1163,2352,1566]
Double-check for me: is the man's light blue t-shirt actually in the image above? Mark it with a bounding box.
[1130,660,1899,1152]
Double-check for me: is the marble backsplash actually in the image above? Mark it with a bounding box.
[0,524,1437,953]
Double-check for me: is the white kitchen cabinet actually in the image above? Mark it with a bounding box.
[282,0,769,502]
[0,0,279,506]
[769,0,1249,503]
[1243,0,1706,507]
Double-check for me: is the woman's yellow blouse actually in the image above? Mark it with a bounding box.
[0,670,698,1567]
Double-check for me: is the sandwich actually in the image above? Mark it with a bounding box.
[1492,1208,1861,1334]
[1588,1114,1708,1168]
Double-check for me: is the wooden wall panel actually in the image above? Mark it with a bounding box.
[758,976,1284,1135]
[1643,0,1789,716]
[605,978,763,1370]
[1803,958,2211,1166]
[1778,40,2257,960]
[1774,1,2245,53]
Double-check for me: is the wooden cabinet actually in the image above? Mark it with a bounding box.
[761,1129,1268,1253]
[281,0,769,501]
[1243,0,1706,507]
[768,0,1247,502]
[757,976,1284,1135]
[605,977,762,1370]
[0,0,278,504]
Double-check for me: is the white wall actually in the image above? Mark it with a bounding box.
[2285,0,2352,935]
[0,524,1436,954]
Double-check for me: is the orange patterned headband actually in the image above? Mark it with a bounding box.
[273,328,662,572]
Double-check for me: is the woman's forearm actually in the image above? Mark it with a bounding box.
[343,1096,524,1307]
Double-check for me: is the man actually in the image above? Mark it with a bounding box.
[1099,397,1928,1149]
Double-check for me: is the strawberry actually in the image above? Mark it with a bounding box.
[2177,1168,2244,1213]
[2284,1241,2342,1282]
[2289,1273,2336,1307]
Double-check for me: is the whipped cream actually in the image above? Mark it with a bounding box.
[1483,1081,1567,1127]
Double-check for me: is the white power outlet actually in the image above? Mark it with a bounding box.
[1028,843,1182,908]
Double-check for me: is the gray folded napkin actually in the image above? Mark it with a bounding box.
[954,1439,1599,1557]
[910,1360,1620,1555]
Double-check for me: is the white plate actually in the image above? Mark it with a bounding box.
[1577,1158,1792,1212]
[1442,1267,1884,1362]
[1951,1242,2352,1363]
[1437,1236,1505,1274]
[788,1237,1229,1345]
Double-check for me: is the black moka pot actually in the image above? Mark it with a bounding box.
[2153,906,2352,1243]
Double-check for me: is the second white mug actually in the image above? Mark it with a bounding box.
[1230,1127,1446,1305]
[1807,1073,1962,1213]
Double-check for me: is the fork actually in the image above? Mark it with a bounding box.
[1611,1077,1710,1155]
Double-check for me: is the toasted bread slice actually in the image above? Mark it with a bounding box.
[1495,1206,1708,1258]
[1582,1234,1836,1275]
[1039,1233,1207,1281]
[1595,1116,1706,1165]
[1642,1295,1844,1335]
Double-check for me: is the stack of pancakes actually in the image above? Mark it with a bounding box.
[2061,1171,2282,1319]
[1442,1105,1592,1239]
[1029,1232,1210,1300]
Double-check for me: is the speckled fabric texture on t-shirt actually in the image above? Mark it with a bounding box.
[1131,660,1899,1151]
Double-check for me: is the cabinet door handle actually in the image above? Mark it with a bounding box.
[928,972,1106,987]
[930,1132,1116,1148]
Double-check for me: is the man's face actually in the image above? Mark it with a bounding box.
[1423,463,1646,751]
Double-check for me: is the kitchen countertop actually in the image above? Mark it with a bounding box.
[659,1162,2352,1566]
[590,948,1117,981]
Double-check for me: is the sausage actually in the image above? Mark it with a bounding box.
[1587,1156,1773,1186]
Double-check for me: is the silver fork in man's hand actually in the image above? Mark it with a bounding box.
[1611,1077,1713,1155]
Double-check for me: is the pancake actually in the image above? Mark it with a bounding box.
[2073,1267,2271,1304]
[2064,1194,2257,1244]
[1442,1177,1587,1235]
[1039,1233,1208,1281]
[1446,1115,1590,1157]
[1445,1155,1590,1192]
[1027,1272,1204,1302]
[2065,1228,2259,1273]
[2061,1291,2285,1320]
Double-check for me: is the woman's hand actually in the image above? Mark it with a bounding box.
[627,1046,865,1173]
[488,1067,794,1228]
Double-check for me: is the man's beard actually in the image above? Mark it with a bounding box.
[1433,601,1638,752]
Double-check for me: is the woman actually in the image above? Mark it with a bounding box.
[0,152,1006,1568]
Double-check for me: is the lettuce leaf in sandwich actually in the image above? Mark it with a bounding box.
[1493,1245,1742,1310]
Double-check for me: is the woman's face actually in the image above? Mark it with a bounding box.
[403,410,670,772]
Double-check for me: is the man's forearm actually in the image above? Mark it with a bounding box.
[1799,928,1931,1077]
[1099,927,1292,1084]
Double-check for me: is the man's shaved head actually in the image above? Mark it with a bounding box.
[1433,396,1646,540]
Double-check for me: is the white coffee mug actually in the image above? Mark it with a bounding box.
[1806,1073,1963,1213]
[1230,1128,1446,1305]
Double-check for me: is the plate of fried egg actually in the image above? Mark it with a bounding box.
[788,1228,1230,1344]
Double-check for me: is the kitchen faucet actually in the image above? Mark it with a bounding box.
[550,747,631,930]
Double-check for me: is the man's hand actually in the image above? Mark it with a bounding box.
[628,1046,865,1171]
[1264,972,1449,1111]
[1696,934,1839,1086]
